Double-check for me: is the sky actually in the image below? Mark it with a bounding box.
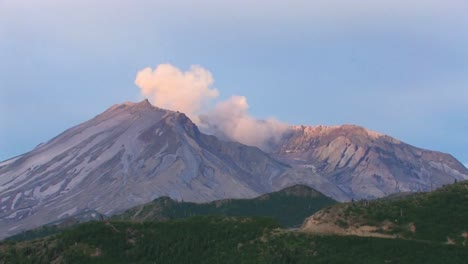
[0,0,467,166]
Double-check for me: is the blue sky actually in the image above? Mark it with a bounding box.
[1,0,467,165]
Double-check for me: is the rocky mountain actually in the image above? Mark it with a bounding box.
[0,100,346,239]
[1,100,467,239]
[273,125,468,199]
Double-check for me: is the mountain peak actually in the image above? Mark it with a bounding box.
[137,98,152,107]
[274,184,324,198]
[120,99,154,109]
[289,124,387,141]
[100,99,175,118]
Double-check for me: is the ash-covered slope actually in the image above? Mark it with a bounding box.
[0,100,347,239]
[273,125,468,199]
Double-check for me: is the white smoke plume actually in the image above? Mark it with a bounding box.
[135,64,219,121]
[199,96,288,149]
[135,64,288,149]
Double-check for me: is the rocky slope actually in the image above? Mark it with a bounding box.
[274,125,468,199]
[0,100,346,239]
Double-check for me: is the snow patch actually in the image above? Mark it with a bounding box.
[58,207,78,219]
[8,224,22,231]
[32,187,42,199]
[6,211,17,219]
[0,156,21,167]
[39,180,65,197]
[11,193,22,209]
[167,190,183,201]
[64,170,89,191]
[1,196,10,203]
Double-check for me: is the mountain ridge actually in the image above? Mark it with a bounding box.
[114,183,336,227]
[274,123,468,199]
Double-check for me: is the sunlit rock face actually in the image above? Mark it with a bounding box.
[273,124,468,199]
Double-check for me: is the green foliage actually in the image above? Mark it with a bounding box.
[259,233,468,264]
[342,181,468,245]
[5,226,62,243]
[1,216,467,264]
[3,183,468,263]
[115,185,336,227]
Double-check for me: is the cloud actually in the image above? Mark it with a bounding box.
[135,64,287,149]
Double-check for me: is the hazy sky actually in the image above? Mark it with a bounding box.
[1,0,467,165]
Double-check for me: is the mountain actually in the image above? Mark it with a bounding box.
[0,100,346,239]
[1,100,467,239]
[302,180,468,246]
[114,184,336,227]
[274,124,468,199]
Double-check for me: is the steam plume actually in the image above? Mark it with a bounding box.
[135,64,288,149]
[135,64,219,120]
[199,96,288,149]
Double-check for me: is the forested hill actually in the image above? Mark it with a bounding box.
[114,184,337,227]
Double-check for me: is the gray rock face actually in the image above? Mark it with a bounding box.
[273,125,468,199]
[0,100,347,238]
